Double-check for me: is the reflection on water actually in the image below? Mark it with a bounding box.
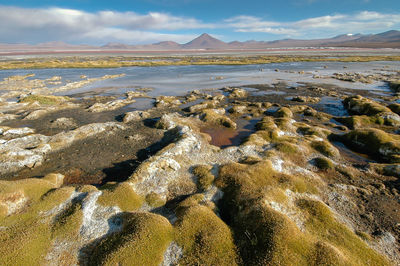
[201,118,259,148]
[0,61,396,98]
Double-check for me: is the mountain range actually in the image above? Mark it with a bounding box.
[1,30,399,54]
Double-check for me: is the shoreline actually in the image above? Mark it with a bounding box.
[1,54,400,70]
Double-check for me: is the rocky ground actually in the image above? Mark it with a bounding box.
[0,69,400,265]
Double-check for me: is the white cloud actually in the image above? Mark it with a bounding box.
[0,5,398,44]
[0,5,212,44]
[227,11,400,38]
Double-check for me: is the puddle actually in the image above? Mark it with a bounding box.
[251,90,287,96]
[120,98,155,111]
[332,141,374,164]
[316,96,348,116]
[180,99,205,110]
[201,118,259,148]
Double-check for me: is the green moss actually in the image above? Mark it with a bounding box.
[97,182,143,212]
[51,200,83,240]
[275,141,299,154]
[145,192,166,208]
[388,103,400,115]
[274,107,293,118]
[311,140,339,158]
[255,116,277,131]
[314,157,334,170]
[175,202,238,265]
[192,165,215,191]
[335,115,384,129]
[0,186,75,265]
[296,199,389,265]
[19,95,70,105]
[341,128,400,163]
[88,212,173,266]
[200,109,237,129]
[343,95,391,116]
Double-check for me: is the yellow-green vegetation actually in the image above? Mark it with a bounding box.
[313,157,335,170]
[388,103,400,115]
[274,107,293,118]
[97,182,143,211]
[343,95,391,116]
[51,199,83,240]
[192,164,215,191]
[275,141,299,154]
[296,199,388,265]
[1,55,400,70]
[297,124,331,138]
[215,161,387,265]
[174,195,238,265]
[19,95,70,105]
[0,184,76,265]
[255,116,278,131]
[388,80,400,92]
[88,212,173,266]
[341,128,400,163]
[200,109,237,128]
[145,192,166,208]
[335,115,384,129]
[311,140,339,158]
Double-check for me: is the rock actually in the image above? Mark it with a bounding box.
[126,91,147,99]
[155,96,181,108]
[88,99,135,113]
[187,100,218,113]
[291,96,320,103]
[123,111,150,123]
[50,117,77,128]
[224,88,248,98]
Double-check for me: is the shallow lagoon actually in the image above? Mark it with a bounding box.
[0,61,398,97]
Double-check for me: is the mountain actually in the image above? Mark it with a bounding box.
[328,30,400,48]
[1,30,399,54]
[182,33,229,49]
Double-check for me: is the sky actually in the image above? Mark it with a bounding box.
[0,0,399,45]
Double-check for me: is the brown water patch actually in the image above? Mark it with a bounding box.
[201,119,259,148]
[332,141,374,164]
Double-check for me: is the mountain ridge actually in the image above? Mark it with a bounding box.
[0,30,399,53]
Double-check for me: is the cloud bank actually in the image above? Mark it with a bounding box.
[0,5,399,44]
[226,11,400,38]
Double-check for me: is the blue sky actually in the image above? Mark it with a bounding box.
[0,0,399,44]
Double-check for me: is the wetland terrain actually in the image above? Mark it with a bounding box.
[0,53,400,265]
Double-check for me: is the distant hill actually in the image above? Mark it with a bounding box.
[328,30,400,48]
[1,30,399,54]
[182,33,230,49]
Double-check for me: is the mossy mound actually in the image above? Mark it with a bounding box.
[98,182,143,212]
[311,140,339,158]
[313,157,334,170]
[275,141,299,154]
[214,161,387,265]
[200,109,237,129]
[145,192,165,208]
[341,128,400,163]
[388,103,400,115]
[334,115,384,129]
[343,95,391,116]
[19,95,70,105]
[87,212,173,266]
[296,199,388,265]
[274,107,293,118]
[174,196,238,265]
[192,165,215,191]
[0,186,75,265]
